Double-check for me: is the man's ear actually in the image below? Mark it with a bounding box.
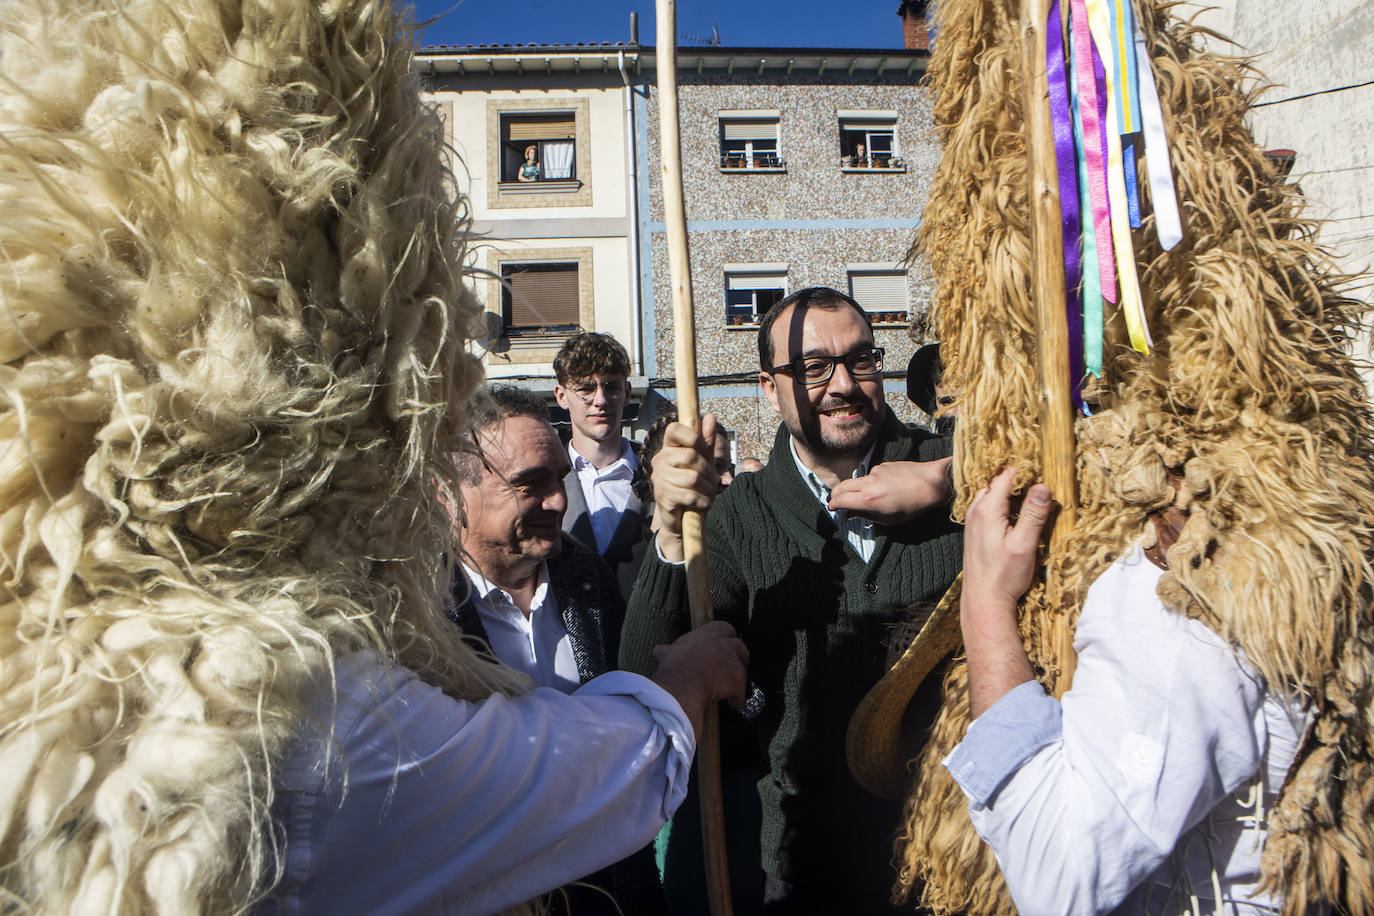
[759,371,781,414]
[436,480,466,533]
[553,385,570,409]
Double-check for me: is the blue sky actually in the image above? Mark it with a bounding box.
[405,0,909,50]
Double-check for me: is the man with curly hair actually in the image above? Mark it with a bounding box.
[554,332,648,598]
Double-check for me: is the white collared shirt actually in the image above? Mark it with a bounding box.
[269,652,694,915]
[569,438,639,554]
[789,438,878,563]
[944,546,1308,915]
[462,562,580,692]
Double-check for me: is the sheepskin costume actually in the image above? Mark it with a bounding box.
[888,0,1374,913]
[0,0,525,911]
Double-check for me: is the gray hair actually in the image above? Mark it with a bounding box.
[456,384,552,484]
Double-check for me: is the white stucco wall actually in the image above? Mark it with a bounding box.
[1193,0,1374,380]
[424,76,641,379]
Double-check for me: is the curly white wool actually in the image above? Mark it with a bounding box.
[0,0,527,911]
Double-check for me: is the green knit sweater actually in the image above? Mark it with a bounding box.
[620,410,962,910]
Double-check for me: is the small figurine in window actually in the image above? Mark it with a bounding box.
[518,144,540,181]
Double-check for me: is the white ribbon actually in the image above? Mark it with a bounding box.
[1134,24,1183,251]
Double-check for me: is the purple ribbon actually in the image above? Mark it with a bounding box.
[1046,0,1086,411]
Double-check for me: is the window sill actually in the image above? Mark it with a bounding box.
[725,319,762,330]
[840,165,907,174]
[503,327,581,345]
[868,311,909,326]
[497,179,583,194]
[718,166,787,174]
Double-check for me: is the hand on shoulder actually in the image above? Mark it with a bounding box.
[828,456,953,525]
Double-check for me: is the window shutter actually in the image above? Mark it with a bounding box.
[506,114,576,141]
[720,120,777,142]
[505,263,579,328]
[839,118,894,132]
[848,272,908,312]
[727,273,786,291]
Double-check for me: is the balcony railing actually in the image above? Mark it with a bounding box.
[719,154,786,171]
[840,155,906,170]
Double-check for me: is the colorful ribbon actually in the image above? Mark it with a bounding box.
[1044,0,1188,386]
[1046,0,1086,408]
[1069,0,1115,308]
[1087,0,1150,352]
[1066,8,1105,380]
[1134,22,1183,250]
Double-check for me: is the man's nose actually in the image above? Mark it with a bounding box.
[547,484,568,516]
[827,359,861,394]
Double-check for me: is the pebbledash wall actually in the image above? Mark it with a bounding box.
[638,55,938,460]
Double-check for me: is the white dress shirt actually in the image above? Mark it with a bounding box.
[569,438,638,554]
[944,545,1308,916]
[461,562,580,692]
[789,437,878,563]
[268,651,695,916]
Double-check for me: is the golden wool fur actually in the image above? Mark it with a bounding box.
[894,0,1374,913]
[0,0,527,911]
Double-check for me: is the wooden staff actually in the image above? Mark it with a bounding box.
[1020,0,1079,691]
[654,2,734,913]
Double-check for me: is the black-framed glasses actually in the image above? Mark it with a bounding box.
[770,347,884,387]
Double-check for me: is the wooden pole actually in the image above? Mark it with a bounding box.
[1020,0,1079,692]
[654,2,734,913]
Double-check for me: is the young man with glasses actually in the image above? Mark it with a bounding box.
[553,332,647,599]
[620,288,963,914]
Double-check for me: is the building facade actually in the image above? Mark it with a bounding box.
[418,28,938,459]
[419,45,648,398]
[1196,0,1374,383]
[640,47,934,460]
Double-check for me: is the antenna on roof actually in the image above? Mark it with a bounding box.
[680,24,722,46]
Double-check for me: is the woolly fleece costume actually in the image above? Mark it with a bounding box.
[0,0,526,911]
[620,411,961,911]
[885,0,1374,911]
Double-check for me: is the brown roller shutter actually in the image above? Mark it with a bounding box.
[505,114,576,142]
[503,262,579,332]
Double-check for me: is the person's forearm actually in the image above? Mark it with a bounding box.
[650,668,706,738]
[961,590,1036,718]
[618,551,691,676]
[656,527,685,564]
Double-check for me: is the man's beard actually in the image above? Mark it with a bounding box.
[793,401,882,460]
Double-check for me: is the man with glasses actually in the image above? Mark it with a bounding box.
[621,288,962,914]
[554,332,647,599]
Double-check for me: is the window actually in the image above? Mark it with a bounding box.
[725,268,787,325]
[486,99,591,208]
[501,262,581,338]
[719,112,784,170]
[848,269,908,324]
[839,112,903,170]
[501,112,577,183]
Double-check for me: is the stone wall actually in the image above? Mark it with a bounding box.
[643,70,938,459]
